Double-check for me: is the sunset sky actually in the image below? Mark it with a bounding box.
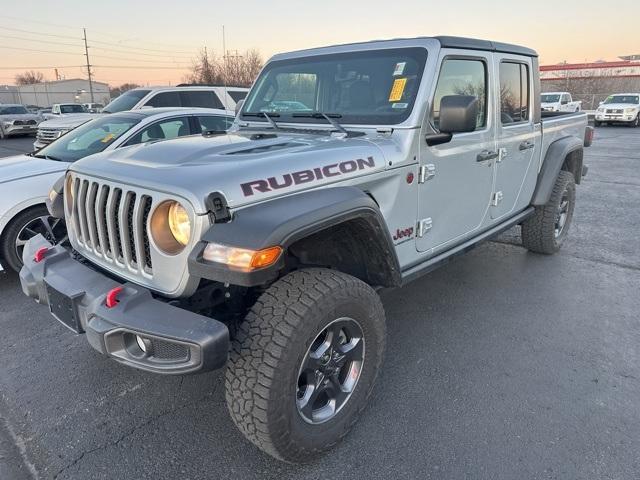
[0,0,638,87]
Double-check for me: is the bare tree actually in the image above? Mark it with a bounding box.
[15,71,45,85]
[184,48,263,87]
[109,83,141,98]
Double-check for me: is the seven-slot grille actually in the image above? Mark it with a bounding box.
[70,177,154,274]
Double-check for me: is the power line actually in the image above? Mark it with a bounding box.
[0,33,83,48]
[93,65,191,70]
[88,44,195,59]
[0,14,82,31]
[0,45,81,55]
[87,38,196,55]
[0,65,86,69]
[91,53,192,64]
[0,25,81,41]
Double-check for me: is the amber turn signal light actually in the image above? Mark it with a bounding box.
[202,243,283,271]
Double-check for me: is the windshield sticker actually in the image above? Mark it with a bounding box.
[101,133,115,143]
[388,78,407,102]
[393,62,406,76]
[392,102,408,109]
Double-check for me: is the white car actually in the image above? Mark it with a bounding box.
[0,107,234,272]
[594,93,640,127]
[0,104,41,138]
[34,85,248,149]
[541,92,582,112]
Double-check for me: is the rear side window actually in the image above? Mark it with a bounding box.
[431,58,487,129]
[145,91,181,107]
[228,90,247,103]
[198,115,234,132]
[180,91,224,109]
[125,117,192,146]
[500,62,530,124]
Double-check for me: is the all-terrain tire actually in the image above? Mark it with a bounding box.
[225,268,386,463]
[522,170,576,254]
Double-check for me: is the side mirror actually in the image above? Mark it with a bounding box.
[235,99,245,116]
[426,95,478,146]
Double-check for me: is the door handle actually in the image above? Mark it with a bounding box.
[476,150,499,162]
[519,141,535,151]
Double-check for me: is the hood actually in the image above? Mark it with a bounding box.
[71,130,396,213]
[39,113,101,129]
[0,113,40,123]
[0,154,69,184]
[600,103,639,110]
[540,102,559,107]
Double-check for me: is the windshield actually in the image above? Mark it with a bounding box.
[60,104,86,114]
[603,95,639,105]
[0,106,29,115]
[35,115,140,162]
[541,94,561,103]
[103,89,150,113]
[241,48,428,125]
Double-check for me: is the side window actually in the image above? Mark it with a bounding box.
[500,62,530,124]
[431,58,487,130]
[180,91,224,109]
[124,117,191,146]
[145,92,182,108]
[228,91,247,103]
[198,115,234,133]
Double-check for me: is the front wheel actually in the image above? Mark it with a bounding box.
[632,115,640,128]
[522,170,576,254]
[225,268,386,462]
[0,206,67,272]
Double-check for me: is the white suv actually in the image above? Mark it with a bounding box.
[595,93,640,127]
[35,85,248,149]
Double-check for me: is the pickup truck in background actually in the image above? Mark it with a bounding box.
[594,93,640,127]
[541,92,582,112]
[21,36,593,463]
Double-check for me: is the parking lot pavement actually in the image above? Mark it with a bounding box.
[0,127,639,480]
[0,136,35,158]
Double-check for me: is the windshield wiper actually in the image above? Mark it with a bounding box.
[242,112,281,130]
[33,153,64,162]
[292,112,348,135]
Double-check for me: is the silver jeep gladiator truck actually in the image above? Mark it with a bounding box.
[20,36,593,462]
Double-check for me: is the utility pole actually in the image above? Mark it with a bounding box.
[83,28,95,103]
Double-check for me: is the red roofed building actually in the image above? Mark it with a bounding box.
[540,58,640,110]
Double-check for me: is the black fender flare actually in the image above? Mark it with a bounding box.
[188,186,401,288]
[531,136,583,206]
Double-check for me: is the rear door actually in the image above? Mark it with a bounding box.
[416,50,496,253]
[490,55,539,220]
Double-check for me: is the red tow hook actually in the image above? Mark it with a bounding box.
[33,247,49,263]
[105,286,124,308]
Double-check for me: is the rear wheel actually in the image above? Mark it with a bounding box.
[0,206,67,272]
[225,268,386,462]
[522,171,576,255]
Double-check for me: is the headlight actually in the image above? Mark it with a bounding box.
[597,107,604,112]
[2,121,11,127]
[625,108,636,114]
[150,201,191,254]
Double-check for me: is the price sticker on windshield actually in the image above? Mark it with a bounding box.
[101,133,115,143]
[388,78,407,102]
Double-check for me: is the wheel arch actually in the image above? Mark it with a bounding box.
[188,186,401,288]
[531,136,583,206]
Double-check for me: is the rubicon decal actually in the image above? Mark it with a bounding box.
[241,157,376,197]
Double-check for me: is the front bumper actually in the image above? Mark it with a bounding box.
[595,113,637,122]
[3,124,37,136]
[20,235,229,374]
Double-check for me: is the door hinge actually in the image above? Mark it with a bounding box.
[416,217,433,237]
[497,148,508,163]
[491,191,504,206]
[418,164,436,183]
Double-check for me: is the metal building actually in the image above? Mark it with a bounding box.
[0,79,110,108]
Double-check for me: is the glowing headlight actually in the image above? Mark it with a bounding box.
[168,202,191,246]
[150,201,191,254]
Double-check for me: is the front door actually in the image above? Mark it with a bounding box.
[490,56,538,220]
[416,51,496,253]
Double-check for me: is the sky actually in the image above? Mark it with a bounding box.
[0,0,638,87]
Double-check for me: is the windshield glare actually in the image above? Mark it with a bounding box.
[603,95,639,105]
[103,89,150,113]
[241,48,428,125]
[0,106,29,115]
[541,95,560,102]
[36,116,140,162]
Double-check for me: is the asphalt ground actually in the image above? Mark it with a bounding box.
[0,126,638,479]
